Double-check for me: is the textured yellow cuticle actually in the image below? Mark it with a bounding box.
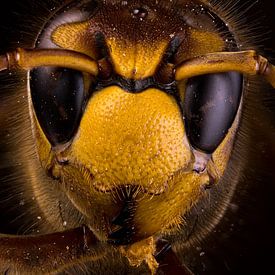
[70,86,191,193]
[106,38,169,79]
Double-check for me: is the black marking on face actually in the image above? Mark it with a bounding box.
[30,67,85,145]
[184,72,243,153]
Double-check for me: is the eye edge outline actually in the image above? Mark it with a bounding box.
[29,66,86,146]
[182,71,244,154]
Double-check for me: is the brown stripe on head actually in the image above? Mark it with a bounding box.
[51,0,225,79]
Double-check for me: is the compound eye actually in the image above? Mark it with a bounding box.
[184,72,243,153]
[30,67,85,146]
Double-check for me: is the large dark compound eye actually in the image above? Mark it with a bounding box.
[30,67,85,146]
[184,72,243,153]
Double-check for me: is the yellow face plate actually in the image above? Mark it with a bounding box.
[70,86,191,193]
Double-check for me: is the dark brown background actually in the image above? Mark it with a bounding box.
[0,1,275,274]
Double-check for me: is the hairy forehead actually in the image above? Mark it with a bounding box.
[83,0,217,36]
[39,0,227,79]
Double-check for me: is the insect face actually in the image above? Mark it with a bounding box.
[0,0,274,274]
[27,0,242,244]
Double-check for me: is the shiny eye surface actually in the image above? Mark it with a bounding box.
[30,67,85,146]
[184,72,243,153]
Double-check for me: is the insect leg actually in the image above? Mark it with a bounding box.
[0,226,106,274]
